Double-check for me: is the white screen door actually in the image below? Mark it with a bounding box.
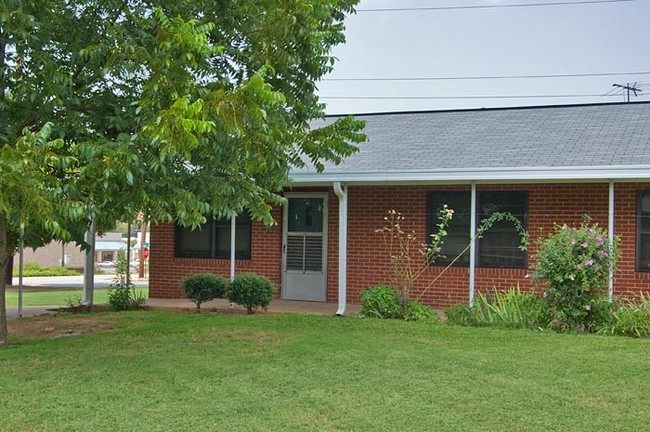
[282,195,327,301]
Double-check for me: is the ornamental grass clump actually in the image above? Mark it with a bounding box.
[598,293,650,338]
[444,287,544,329]
[532,218,619,333]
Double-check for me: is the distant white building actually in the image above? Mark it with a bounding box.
[21,232,148,270]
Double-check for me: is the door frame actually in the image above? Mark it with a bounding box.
[281,192,329,301]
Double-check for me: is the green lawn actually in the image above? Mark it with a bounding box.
[4,288,149,307]
[2,312,650,431]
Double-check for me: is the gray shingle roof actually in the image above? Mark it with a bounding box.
[291,102,650,184]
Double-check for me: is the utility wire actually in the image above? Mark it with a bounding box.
[320,93,649,100]
[322,71,650,82]
[603,87,624,96]
[356,0,635,12]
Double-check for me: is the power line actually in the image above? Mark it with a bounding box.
[602,87,624,96]
[320,93,649,100]
[322,71,650,82]
[356,0,635,13]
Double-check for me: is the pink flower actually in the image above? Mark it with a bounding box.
[596,237,604,247]
[581,242,589,248]
[599,250,609,259]
[571,239,577,245]
[585,259,594,266]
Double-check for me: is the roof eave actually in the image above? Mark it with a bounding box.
[288,165,650,186]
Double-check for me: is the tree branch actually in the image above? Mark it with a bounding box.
[70,0,129,83]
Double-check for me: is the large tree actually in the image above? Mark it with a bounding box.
[0,0,365,346]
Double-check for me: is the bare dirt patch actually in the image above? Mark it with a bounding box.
[8,314,116,339]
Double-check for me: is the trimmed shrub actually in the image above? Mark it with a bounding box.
[228,273,274,314]
[360,285,402,319]
[181,273,228,311]
[361,286,438,322]
[406,300,438,322]
[532,219,618,332]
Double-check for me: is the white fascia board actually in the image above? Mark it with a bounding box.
[288,165,650,185]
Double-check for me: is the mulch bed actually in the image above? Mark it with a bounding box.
[8,313,116,339]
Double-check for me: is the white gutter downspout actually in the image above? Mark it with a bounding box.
[333,181,348,316]
[230,214,236,282]
[469,182,477,307]
[82,216,96,308]
[608,181,615,301]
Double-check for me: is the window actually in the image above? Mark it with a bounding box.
[427,190,528,268]
[477,191,527,268]
[176,213,252,259]
[427,192,471,265]
[637,192,650,271]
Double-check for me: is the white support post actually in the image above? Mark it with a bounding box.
[82,217,97,307]
[18,225,24,318]
[333,182,348,316]
[608,181,615,301]
[469,183,477,307]
[230,214,236,282]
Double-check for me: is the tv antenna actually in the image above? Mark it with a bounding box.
[612,82,642,102]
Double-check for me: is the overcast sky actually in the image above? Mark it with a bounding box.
[317,0,650,114]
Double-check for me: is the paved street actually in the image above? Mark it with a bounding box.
[11,274,148,289]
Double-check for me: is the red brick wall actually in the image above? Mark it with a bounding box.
[149,183,650,307]
[149,206,283,298]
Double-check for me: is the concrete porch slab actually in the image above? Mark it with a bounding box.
[145,297,361,316]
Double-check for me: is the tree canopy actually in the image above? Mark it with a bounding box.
[0,0,365,346]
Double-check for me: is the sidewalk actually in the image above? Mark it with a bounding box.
[6,306,58,322]
[6,299,361,322]
[146,298,362,316]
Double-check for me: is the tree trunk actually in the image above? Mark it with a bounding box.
[5,254,12,286]
[0,212,9,347]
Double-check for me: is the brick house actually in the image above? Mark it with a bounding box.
[149,101,650,314]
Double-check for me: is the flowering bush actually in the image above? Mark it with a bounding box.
[532,219,618,332]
